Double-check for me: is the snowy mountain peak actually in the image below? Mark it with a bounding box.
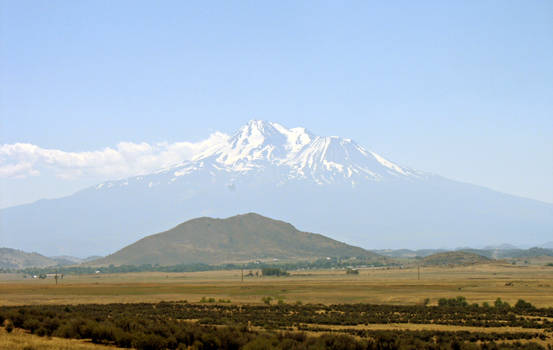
[208,120,415,182]
[98,121,420,190]
[231,120,313,153]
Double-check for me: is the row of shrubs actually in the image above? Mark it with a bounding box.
[261,267,289,276]
[2,300,552,332]
[1,315,549,350]
[437,297,537,311]
[200,297,231,303]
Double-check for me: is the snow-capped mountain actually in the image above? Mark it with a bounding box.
[97,120,420,192]
[2,121,552,257]
[194,120,417,181]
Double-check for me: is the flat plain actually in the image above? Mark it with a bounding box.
[2,263,553,349]
[1,263,553,307]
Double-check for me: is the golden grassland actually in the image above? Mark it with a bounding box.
[1,263,552,307]
[0,327,121,350]
[2,263,553,349]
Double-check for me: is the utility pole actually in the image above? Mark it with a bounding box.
[417,265,420,281]
[241,267,244,282]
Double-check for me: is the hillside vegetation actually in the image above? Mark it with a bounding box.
[422,251,492,266]
[91,213,384,266]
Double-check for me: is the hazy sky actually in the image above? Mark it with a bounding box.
[1,1,552,208]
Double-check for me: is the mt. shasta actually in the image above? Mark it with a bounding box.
[2,121,551,256]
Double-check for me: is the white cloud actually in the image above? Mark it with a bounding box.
[0,162,40,178]
[0,132,229,180]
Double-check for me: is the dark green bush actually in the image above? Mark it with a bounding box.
[438,296,469,307]
[515,299,535,311]
[261,267,289,277]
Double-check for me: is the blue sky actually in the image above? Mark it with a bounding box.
[1,0,552,207]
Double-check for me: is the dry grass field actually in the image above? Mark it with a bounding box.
[2,263,553,349]
[1,263,552,307]
[0,327,121,350]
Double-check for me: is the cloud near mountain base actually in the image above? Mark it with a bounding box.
[0,132,229,180]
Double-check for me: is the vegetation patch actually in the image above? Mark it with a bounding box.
[1,299,552,350]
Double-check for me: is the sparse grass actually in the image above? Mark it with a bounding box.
[1,264,553,307]
[0,327,122,349]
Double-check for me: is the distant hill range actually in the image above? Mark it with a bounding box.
[0,248,60,269]
[0,248,100,269]
[482,243,520,250]
[373,249,449,258]
[90,213,384,266]
[461,247,553,260]
[421,251,492,266]
[374,246,553,260]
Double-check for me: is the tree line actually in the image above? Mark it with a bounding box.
[3,256,388,275]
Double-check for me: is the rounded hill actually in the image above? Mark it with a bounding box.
[91,213,384,266]
[421,251,492,267]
